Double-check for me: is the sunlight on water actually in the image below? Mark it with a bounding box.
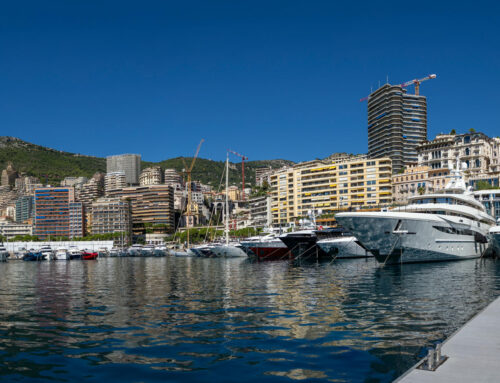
[0,258,499,382]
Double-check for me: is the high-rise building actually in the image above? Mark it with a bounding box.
[139,166,163,186]
[34,187,75,239]
[15,195,34,223]
[61,176,88,188]
[249,195,271,227]
[90,197,132,245]
[105,172,127,195]
[106,154,141,185]
[15,176,41,195]
[108,185,175,235]
[69,202,85,238]
[367,84,427,173]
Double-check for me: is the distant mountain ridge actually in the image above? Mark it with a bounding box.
[0,136,293,187]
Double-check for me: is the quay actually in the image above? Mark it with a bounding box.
[396,296,500,382]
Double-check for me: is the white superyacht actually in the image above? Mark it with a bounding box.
[336,162,495,264]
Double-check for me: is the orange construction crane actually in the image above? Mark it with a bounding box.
[182,139,204,248]
[400,74,437,96]
[228,149,248,200]
[360,73,437,101]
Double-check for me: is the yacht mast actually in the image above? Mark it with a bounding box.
[225,153,229,246]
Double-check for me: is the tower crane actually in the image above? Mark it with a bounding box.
[182,139,204,248]
[400,74,436,96]
[228,149,248,200]
[360,73,437,102]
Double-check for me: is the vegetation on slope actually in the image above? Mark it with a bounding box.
[0,137,293,187]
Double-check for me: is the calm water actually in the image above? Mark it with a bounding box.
[1,257,500,382]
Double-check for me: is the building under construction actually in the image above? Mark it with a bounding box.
[364,74,436,173]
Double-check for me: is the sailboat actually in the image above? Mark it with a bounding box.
[210,153,248,258]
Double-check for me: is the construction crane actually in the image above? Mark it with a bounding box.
[400,73,437,95]
[228,149,248,200]
[360,73,437,102]
[182,139,204,249]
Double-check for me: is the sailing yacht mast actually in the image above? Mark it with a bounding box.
[225,153,229,246]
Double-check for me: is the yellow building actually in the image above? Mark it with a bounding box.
[270,156,392,225]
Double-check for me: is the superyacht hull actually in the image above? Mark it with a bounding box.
[317,237,373,259]
[336,212,490,264]
[210,245,248,258]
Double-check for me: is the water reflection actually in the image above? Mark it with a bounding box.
[0,257,499,382]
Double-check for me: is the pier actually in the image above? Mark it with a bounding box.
[397,296,500,382]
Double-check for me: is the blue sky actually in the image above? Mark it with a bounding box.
[1,1,499,163]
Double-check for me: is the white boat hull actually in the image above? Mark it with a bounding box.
[54,252,70,260]
[317,237,372,258]
[336,212,490,264]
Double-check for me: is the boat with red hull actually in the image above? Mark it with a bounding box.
[82,252,98,260]
[240,235,292,261]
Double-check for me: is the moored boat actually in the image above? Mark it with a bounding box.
[127,244,144,257]
[82,251,98,260]
[240,234,291,260]
[316,228,372,259]
[336,162,495,264]
[54,248,70,260]
[68,246,82,260]
[23,251,46,261]
[0,245,8,262]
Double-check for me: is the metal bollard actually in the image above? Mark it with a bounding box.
[426,349,435,370]
[435,343,442,365]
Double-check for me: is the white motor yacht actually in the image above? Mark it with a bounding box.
[142,245,155,257]
[153,245,167,257]
[316,228,372,258]
[336,162,495,264]
[97,247,109,258]
[39,246,54,260]
[0,245,9,262]
[14,247,28,259]
[54,248,70,260]
[68,246,82,260]
[128,244,144,257]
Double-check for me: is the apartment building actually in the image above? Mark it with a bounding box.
[90,197,132,244]
[34,187,74,239]
[0,217,32,239]
[367,84,427,173]
[106,153,141,185]
[69,202,85,238]
[139,166,163,186]
[392,165,431,204]
[418,132,498,178]
[164,168,183,186]
[270,157,392,225]
[76,172,105,209]
[108,185,175,235]
[249,195,271,227]
[105,172,127,195]
[15,195,34,223]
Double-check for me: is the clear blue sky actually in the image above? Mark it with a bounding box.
[1,1,499,163]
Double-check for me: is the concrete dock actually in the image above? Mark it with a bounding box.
[397,296,500,382]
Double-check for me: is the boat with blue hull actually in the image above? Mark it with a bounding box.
[23,252,46,261]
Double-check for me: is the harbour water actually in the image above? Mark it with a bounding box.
[1,257,500,382]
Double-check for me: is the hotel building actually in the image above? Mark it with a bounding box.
[269,156,392,225]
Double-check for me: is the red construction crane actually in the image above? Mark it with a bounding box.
[360,73,437,102]
[228,149,248,201]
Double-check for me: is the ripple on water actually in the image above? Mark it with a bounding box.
[0,257,499,382]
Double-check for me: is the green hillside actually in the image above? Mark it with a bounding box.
[0,137,292,187]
